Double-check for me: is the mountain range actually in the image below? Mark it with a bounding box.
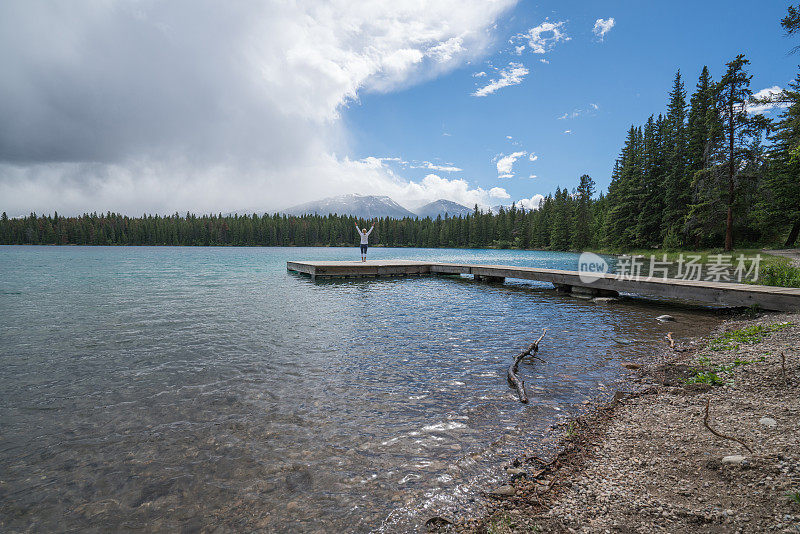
[283,194,473,219]
[414,199,475,218]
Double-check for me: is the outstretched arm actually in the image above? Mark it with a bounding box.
[366,225,374,237]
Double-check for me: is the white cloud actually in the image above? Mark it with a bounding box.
[539,58,549,64]
[495,151,527,178]
[564,129,572,134]
[381,48,425,73]
[388,173,510,209]
[506,135,513,139]
[489,187,511,199]
[361,157,462,173]
[472,62,529,97]
[472,71,487,77]
[528,174,537,179]
[593,18,615,41]
[529,154,538,161]
[426,36,465,63]
[517,194,545,210]
[748,86,790,114]
[325,159,505,210]
[514,45,525,55]
[512,21,569,54]
[0,0,517,215]
[412,161,463,172]
[558,103,599,120]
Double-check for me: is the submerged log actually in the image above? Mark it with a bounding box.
[507,329,547,403]
[507,361,528,403]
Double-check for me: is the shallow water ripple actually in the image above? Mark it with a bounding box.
[0,246,722,532]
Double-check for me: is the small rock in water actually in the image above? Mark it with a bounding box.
[721,455,747,465]
[506,468,526,475]
[613,338,634,345]
[758,417,777,428]
[491,485,516,496]
[593,297,617,304]
[656,314,676,322]
[425,516,453,529]
[621,362,641,370]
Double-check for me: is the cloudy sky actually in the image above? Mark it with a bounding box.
[0,1,795,216]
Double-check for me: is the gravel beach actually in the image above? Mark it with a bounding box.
[451,311,800,533]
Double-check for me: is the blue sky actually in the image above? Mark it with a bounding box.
[345,0,797,208]
[0,1,796,215]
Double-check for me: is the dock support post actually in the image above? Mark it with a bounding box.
[475,275,505,284]
[567,285,620,298]
[595,288,619,297]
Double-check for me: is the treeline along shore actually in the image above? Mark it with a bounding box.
[3,51,800,252]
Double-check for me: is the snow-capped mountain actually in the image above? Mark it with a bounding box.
[489,204,514,214]
[283,194,416,219]
[415,199,473,218]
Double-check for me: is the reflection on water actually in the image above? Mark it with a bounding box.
[0,246,723,532]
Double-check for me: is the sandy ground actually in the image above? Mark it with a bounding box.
[441,312,800,533]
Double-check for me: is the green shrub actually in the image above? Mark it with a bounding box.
[707,323,792,351]
[686,356,766,386]
[686,370,723,385]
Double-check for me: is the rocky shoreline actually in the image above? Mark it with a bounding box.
[438,311,800,533]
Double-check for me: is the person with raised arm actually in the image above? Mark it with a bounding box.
[355,222,375,262]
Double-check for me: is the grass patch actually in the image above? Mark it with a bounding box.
[565,421,577,438]
[788,491,800,506]
[685,322,788,385]
[686,370,724,385]
[706,323,793,351]
[756,262,800,288]
[686,356,767,386]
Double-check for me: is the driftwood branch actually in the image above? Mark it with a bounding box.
[702,399,753,453]
[507,355,528,403]
[666,332,687,352]
[507,329,547,403]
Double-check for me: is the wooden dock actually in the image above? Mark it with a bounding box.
[286,260,800,311]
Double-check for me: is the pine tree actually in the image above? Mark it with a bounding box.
[662,70,689,245]
[685,67,725,247]
[603,127,642,249]
[550,188,572,250]
[636,115,666,247]
[571,174,596,250]
[714,54,769,250]
[761,73,800,245]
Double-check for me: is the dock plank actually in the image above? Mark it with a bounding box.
[286,260,800,311]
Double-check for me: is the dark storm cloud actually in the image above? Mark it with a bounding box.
[0,0,516,215]
[0,1,315,166]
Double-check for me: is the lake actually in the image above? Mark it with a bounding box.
[0,246,724,532]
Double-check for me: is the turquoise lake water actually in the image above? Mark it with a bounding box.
[0,246,724,532]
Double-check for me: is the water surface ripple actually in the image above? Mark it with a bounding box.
[0,246,723,532]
